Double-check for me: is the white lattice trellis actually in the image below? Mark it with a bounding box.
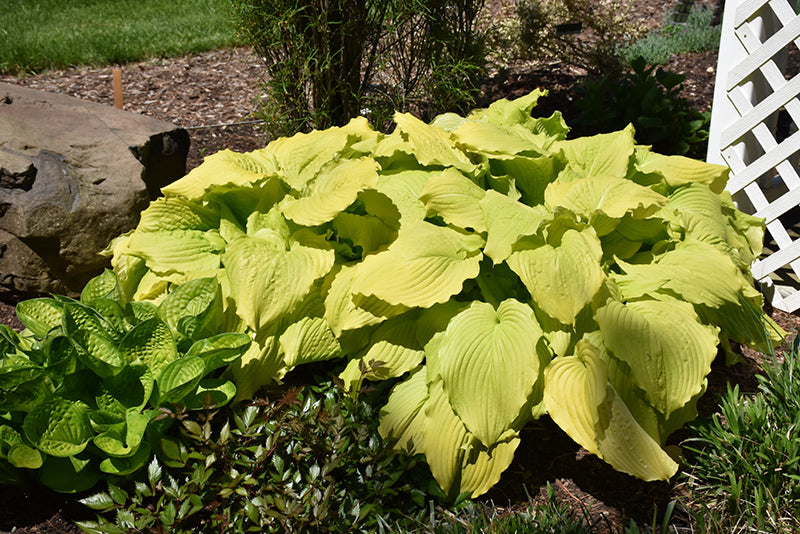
[707,0,800,312]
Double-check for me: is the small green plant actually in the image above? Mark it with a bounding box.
[572,56,711,158]
[680,335,800,533]
[621,5,721,66]
[230,0,486,136]
[0,271,250,492]
[77,378,443,533]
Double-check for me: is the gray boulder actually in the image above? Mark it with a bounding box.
[0,83,189,298]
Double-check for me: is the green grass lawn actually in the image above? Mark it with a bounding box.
[0,0,243,75]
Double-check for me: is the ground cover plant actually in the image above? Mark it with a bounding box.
[0,0,241,75]
[680,335,800,533]
[621,4,722,66]
[99,89,783,500]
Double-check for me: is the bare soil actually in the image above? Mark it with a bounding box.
[1,1,798,532]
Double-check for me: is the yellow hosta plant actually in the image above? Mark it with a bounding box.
[109,90,783,498]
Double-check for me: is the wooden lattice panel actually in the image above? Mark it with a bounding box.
[707,0,800,312]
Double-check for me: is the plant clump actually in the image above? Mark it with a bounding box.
[96,89,783,499]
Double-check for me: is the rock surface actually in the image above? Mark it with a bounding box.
[0,83,189,299]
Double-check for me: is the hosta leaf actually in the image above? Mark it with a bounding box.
[184,378,237,410]
[99,442,151,476]
[595,300,718,418]
[81,270,121,306]
[186,333,251,372]
[552,125,635,179]
[161,148,280,199]
[39,456,99,493]
[268,117,373,190]
[508,226,605,325]
[23,399,92,457]
[280,316,341,368]
[119,318,178,378]
[332,212,397,255]
[635,149,728,194]
[453,120,546,155]
[393,112,477,174]
[157,277,220,335]
[156,356,205,404]
[134,197,219,233]
[16,298,64,337]
[98,363,154,412]
[324,265,395,336]
[491,154,559,207]
[126,229,223,275]
[544,175,667,235]
[8,444,43,469]
[419,168,487,232]
[429,300,543,446]
[379,366,428,455]
[544,341,678,481]
[351,221,484,309]
[480,190,550,263]
[223,234,335,332]
[72,329,126,378]
[422,379,518,498]
[231,336,283,400]
[374,169,435,224]
[281,157,379,226]
[339,312,425,388]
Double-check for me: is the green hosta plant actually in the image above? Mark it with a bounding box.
[108,90,783,498]
[0,270,250,492]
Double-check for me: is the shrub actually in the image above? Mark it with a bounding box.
[230,0,486,136]
[0,271,250,492]
[106,90,782,499]
[77,378,441,533]
[508,0,646,75]
[572,56,711,158]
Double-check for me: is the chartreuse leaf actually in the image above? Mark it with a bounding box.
[99,441,151,476]
[332,211,397,255]
[268,117,374,191]
[508,225,605,325]
[544,340,678,481]
[223,234,335,332]
[231,336,283,400]
[351,221,484,309]
[93,411,149,458]
[126,229,223,276]
[281,157,379,226]
[428,299,543,447]
[8,444,43,469]
[339,312,425,389]
[373,169,430,224]
[98,363,154,412]
[422,379,519,498]
[634,149,728,194]
[595,300,718,418]
[419,168,487,232]
[392,112,477,175]
[552,125,636,179]
[467,89,548,130]
[119,318,178,378]
[161,148,280,200]
[23,399,92,457]
[134,196,219,233]
[378,366,428,454]
[323,265,391,336]
[280,316,340,368]
[545,175,667,236]
[480,190,550,263]
[15,298,64,337]
[453,119,546,156]
[492,154,559,207]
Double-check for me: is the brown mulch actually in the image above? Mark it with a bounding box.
[1,1,799,532]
